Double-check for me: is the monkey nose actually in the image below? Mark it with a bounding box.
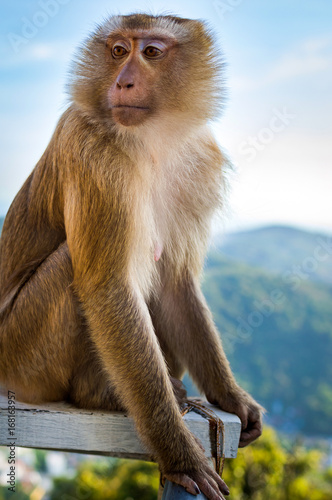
[116,80,134,90]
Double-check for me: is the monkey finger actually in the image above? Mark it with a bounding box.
[239,427,262,447]
[164,473,201,495]
[239,419,262,447]
[207,469,230,496]
[236,406,249,431]
[197,476,226,500]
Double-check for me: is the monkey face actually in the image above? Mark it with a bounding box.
[106,33,177,127]
[69,15,223,130]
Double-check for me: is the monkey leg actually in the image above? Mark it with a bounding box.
[149,299,185,381]
[0,242,123,410]
[151,269,263,447]
[68,347,125,412]
[0,242,76,402]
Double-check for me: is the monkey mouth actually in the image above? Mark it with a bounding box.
[112,105,149,110]
[111,105,151,126]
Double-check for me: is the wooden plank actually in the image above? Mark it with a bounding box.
[0,395,240,460]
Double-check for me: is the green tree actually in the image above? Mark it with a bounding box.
[49,459,159,500]
[223,427,332,500]
[34,450,48,473]
[0,484,30,500]
[223,427,287,499]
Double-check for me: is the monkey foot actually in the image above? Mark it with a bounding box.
[163,469,229,500]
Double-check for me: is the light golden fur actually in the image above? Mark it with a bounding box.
[0,14,262,500]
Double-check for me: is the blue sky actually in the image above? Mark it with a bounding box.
[0,0,331,233]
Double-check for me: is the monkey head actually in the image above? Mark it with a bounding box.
[69,14,223,131]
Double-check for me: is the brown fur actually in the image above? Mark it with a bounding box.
[0,14,262,499]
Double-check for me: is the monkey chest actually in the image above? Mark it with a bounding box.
[128,153,220,294]
[136,168,213,265]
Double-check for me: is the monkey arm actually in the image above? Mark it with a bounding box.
[151,269,263,447]
[0,149,65,310]
[61,174,210,473]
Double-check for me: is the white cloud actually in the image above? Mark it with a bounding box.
[28,43,56,60]
[0,41,74,69]
[265,36,331,84]
[232,35,332,91]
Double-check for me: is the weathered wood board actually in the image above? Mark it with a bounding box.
[0,395,240,460]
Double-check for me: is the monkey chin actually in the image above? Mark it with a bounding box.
[111,106,151,127]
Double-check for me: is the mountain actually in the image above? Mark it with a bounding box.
[214,225,332,285]
[200,249,332,436]
[0,217,3,234]
[195,225,332,436]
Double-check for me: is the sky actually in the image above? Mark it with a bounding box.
[0,0,331,234]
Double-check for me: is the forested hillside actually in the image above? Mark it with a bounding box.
[215,225,332,285]
[202,250,332,436]
[206,226,332,436]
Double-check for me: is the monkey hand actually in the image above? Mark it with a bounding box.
[206,385,264,447]
[162,459,230,500]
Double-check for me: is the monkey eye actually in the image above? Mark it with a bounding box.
[143,46,163,58]
[112,45,128,58]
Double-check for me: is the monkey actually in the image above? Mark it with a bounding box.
[0,14,263,500]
